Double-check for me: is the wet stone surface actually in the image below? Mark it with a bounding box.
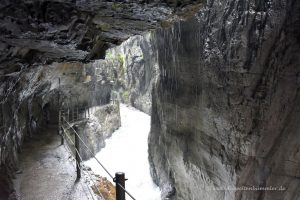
[14,125,100,200]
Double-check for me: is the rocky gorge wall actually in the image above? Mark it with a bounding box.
[0,60,117,199]
[75,103,121,160]
[0,0,206,199]
[105,33,159,114]
[149,0,300,199]
[0,0,299,199]
[98,1,206,114]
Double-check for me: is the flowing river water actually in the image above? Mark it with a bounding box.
[85,104,161,200]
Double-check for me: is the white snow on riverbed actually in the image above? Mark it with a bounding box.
[85,104,161,200]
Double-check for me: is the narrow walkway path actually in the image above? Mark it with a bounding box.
[14,126,99,200]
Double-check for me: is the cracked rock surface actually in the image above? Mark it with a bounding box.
[149,0,300,199]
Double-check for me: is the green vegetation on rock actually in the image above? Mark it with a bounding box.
[122,90,130,104]
[111,3,126,12]
[117,54,126,78]
[96,22,111,31]
[106,52,113,60]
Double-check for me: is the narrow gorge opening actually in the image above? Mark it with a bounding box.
[1,0,300,200]
[85,104,161,200]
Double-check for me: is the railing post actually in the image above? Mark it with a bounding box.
[76,107,79,120]
[2,103,5,132]
[59,110,64,145]
[75,126,81,180]
[115,172,126,200]
[72,107,75,122]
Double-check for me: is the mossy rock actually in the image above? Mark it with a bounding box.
[117,54,126,78]
[122,90,130,104]
[96,22,111,32]
[160,20,174,28]
[111,3,126,12]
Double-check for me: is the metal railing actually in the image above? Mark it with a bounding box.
[61,131,103,200]
[59,108,136,200]
[61,124,104,200]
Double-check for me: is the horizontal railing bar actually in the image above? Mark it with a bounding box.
[62,117,114,179]
[62,117,136,200]
[62,131,103,200]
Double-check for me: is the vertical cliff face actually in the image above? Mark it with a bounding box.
[76,104,121,160]
[149,0,300,199]
[106,33,158,114]
[1,0,299,199]
[0,61,115,198]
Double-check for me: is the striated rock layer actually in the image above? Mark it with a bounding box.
[149,0,300,199]
[1,0,300,199]
[106,33,159,114]
[0,60,115,199]
[76,103,121,160]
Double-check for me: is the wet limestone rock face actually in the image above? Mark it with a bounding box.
[0,1,199,198]
[100,1,206,114]
[75,104,121,160]
[0,61,115,199]
[149,0,300,199]
[0,0,175,65]
[105,33,159,114]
